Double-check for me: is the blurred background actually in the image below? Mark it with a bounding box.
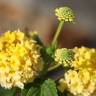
[0,0,96,48]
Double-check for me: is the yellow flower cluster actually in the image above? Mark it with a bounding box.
[55,7,75,22]
[72,47,96,70]
[55,48,74,67]
[58,47,96,96]
[0,30,43,89]
[64,69,96,96]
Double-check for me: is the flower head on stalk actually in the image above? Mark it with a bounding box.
[52,7,75,45]
[55,7,75,22]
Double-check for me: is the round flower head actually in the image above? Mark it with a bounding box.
[55,48,74,67]
[0,30,43,89]
[55,7,75,22]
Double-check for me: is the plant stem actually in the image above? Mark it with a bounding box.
[52,21,64,45]
[48,64,62,72]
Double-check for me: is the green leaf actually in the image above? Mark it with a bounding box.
[0,87,16,96]
[21,88,29,96]
[21,83,33,96]
[41,79,58,96]
[25,79,58,96]
[26,86,40,96]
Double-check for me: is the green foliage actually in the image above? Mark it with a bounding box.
[21,82,37,96]
[41,47,55,74]
[58,91,74,96]
[46,43,57,57]
[21,88,29,96]
[0,87,17,96]
[41,79,58,96]
[26,87,40,96]
[40,43,57,75]
[22,79,58,96]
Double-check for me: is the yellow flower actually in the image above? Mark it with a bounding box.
[58,79,67,93]
[57,47,96,96]
[55,7,75,22]
[55,48,74,67]
[61,69,96,96]
[72,47,96,70]
[0,30,43,89]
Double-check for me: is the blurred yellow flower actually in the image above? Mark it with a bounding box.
[58,78,67,93]
[0,30,43,89]
[55,7,75,22]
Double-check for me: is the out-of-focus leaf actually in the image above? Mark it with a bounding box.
[21,88,29,96]
[41,79,58,96]
[26,86,40,96]
[0,87,16,96]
